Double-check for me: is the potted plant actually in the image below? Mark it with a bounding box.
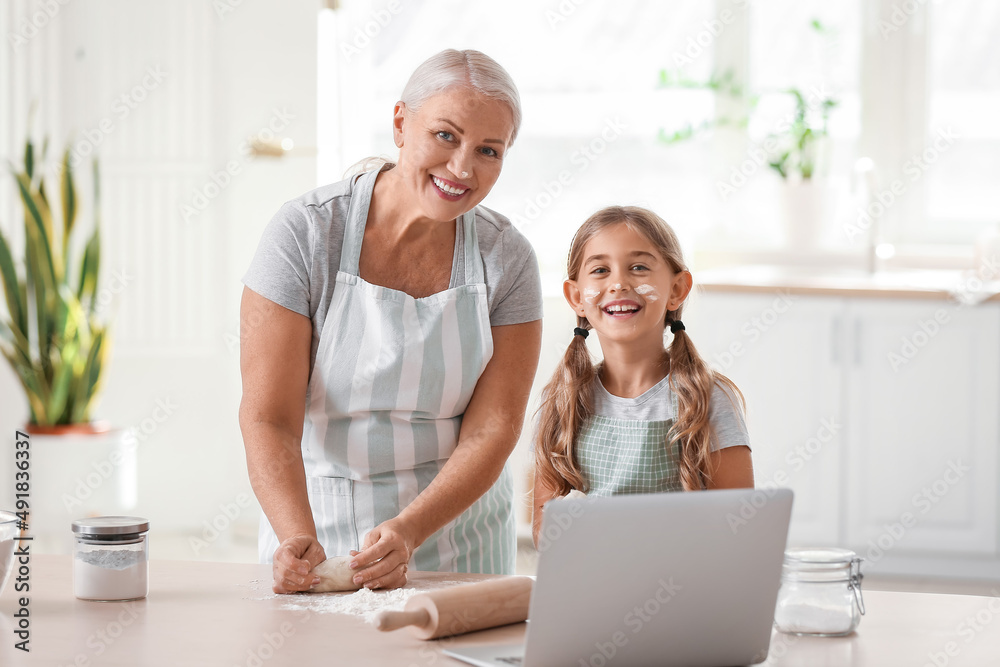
[658,19,839,248]
[0,134,133,551]
[0,136,110,433]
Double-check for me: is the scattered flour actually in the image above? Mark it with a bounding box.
[282,586,423,623]
[241,578,278,601]
[277,578,470,624]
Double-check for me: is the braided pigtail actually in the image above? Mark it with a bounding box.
[533,321,596,495]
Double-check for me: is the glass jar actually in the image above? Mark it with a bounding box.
[72,516,149,601]
[773,547,865,636]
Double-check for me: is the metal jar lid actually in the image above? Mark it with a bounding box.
[784,547,858,566]
[72,516,149,538]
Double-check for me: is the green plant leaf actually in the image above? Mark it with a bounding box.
[79,227,100,308]
[15,171,58,288]
[0,227,26,336]
[61,148,77,272]
[74,326,108,423]
[7,134,111,427]
[49,334,80,423]
[0,316,48,424]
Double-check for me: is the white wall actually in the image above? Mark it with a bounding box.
[0,0,319,560]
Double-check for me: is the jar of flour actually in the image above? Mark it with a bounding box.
[773,547,865,636]
[72,516,149,601]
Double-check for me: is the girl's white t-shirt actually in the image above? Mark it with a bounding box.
[591,374,751,452]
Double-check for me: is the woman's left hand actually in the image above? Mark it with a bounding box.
[350,518,416,589]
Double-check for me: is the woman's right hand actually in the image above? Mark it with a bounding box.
[271,534,327,594]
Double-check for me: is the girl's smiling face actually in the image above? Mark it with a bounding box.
[393,86,513,222]
[564,222,692,344]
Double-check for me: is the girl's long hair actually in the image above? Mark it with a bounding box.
[534,206,745,494]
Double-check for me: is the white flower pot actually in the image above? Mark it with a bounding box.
[780,180,830,250]
[25,428,137,554]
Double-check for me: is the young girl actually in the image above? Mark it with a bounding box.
[532,206,754,544]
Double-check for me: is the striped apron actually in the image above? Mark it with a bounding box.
[576,392,684,495]
[259,168,515,574]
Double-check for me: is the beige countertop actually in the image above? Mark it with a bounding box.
[696,265,1000,303]
[3,555,1000,666]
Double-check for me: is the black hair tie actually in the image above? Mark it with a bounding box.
[669,320,685,334]
[573,327,589,339]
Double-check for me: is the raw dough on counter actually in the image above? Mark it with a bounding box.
[309,556,361,593]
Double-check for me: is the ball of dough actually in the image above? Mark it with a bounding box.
[309,556,361,593]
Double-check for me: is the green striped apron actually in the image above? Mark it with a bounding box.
[576,391,684,495]
[259,168,515,574]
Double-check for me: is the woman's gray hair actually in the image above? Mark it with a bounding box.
[400,49,522,146]
[346,49,521,177]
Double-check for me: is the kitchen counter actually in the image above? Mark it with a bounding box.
[696,265,1000,303]
[2,555,1000,666]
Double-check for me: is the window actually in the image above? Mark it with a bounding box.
[320,0,996,272]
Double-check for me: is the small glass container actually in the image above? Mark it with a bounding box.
[774,547,865,636]
[72,516,149,601]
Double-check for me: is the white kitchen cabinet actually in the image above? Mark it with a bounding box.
[844,299,999,557]
[684,290,844,546]
[685,288,1000,578]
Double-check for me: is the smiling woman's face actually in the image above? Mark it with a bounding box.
[393,86,514,222]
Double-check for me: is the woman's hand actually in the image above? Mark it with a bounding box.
[271,534,326,594]
[349,518,416,590]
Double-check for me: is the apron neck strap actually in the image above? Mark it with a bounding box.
[460,208,484,285]
[339,169,378,275]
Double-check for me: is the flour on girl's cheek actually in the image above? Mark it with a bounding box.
[583,288,600,304]
[634,284,658,301]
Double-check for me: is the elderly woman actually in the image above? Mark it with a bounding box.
[239,50,541,593]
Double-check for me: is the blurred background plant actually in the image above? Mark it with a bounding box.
[0,131,111,430]
[658,18,838,182]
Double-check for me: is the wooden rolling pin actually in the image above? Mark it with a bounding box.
[374,576,533,640]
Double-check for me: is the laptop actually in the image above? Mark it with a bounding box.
[444,488,793,667]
